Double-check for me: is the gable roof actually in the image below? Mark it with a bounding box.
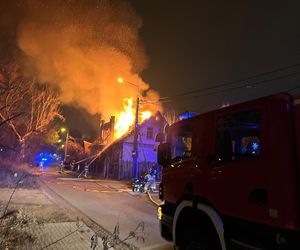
[112,111,167,143]
[95,111,167,155]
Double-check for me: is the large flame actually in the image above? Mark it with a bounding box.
[114,98,135,139]
[141,111,152,121]
[114,98,152,139]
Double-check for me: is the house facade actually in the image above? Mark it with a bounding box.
[90,113,167,180]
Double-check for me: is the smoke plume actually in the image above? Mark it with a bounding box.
[0,0,161,119]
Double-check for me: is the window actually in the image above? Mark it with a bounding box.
[170,125,192,162]
[147,127,154,139]
[216,110,260,162]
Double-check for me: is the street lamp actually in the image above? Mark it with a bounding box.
[60,127,69,162]
[117,78,140,178]
[117,77,124,84]
[60,127,67,133]
[117,77,140,90]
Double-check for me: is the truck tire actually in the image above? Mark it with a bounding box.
[179,227,221,250]
[179,230,208,250]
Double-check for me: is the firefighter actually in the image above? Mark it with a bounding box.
[144,170,156,192]
[39,161,44,171]
[76,163,80,172]
[58,161,64,173]
[90,233,98,250]
[70,159,75,171]
[84,163,89,178]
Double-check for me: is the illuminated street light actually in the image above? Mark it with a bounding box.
[117,77,140,178]
[117,77,124,84]
[59,127,69,162]
[117,77,139,90]
[60,127,67,133]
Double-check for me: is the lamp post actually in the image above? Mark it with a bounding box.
[117,78,140,178]
[60,127,69,162]
[64,132,69,163]
[132,96,139,178]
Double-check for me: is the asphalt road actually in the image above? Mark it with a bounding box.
[40,168,173,250]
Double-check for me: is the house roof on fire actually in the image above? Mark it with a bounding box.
[92,111,167,155]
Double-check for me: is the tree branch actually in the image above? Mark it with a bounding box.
[0,112,23,127]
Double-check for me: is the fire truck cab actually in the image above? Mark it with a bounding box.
[158,93,300,249]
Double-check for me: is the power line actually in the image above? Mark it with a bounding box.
[159,63,300,101]
[158,72,300,115]
[158,70,300,104]
[188,70,300,98]
[288,85,300,93]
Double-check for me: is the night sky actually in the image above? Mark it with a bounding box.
[46,1,300,138]
[131,0,300,113]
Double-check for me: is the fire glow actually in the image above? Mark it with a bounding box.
[114,98,152,139]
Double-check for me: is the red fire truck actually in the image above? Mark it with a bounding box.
[157,93,300,249]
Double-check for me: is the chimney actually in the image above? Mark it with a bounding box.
[99,119,105,141]
[109,116,115,142]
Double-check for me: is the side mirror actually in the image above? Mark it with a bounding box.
[164,124,169,134]
[155,132,165,143]
[158,143,169,167]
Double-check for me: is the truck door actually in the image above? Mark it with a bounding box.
[163,123,198,203]
[210,109,270,223]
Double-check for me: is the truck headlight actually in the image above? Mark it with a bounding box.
[157,206,163,220]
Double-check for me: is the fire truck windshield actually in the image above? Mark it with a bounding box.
[170,126,192,162]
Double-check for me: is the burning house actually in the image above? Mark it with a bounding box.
[89,116,116,154]
[90,112,167,180]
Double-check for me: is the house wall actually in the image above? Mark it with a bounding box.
[122,118,162,163]
[122,141,158,163]
[90,142,122,179]
[119,116,165,179]
[91,115,167,180]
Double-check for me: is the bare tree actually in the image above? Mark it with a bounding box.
[0,63,63,160]
[67,139,85,161]
[163,110,178,125]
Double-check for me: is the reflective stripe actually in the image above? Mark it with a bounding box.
[231,239,263,250]
[294,99,300,105]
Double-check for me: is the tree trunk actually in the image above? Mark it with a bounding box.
[19,138,26,162]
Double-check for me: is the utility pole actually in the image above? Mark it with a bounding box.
[64,132,69,162]
[132,97,139,178]
[117,77,140,178]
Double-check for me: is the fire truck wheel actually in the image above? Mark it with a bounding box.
[179,231,208,250]
[179,227,220,250]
